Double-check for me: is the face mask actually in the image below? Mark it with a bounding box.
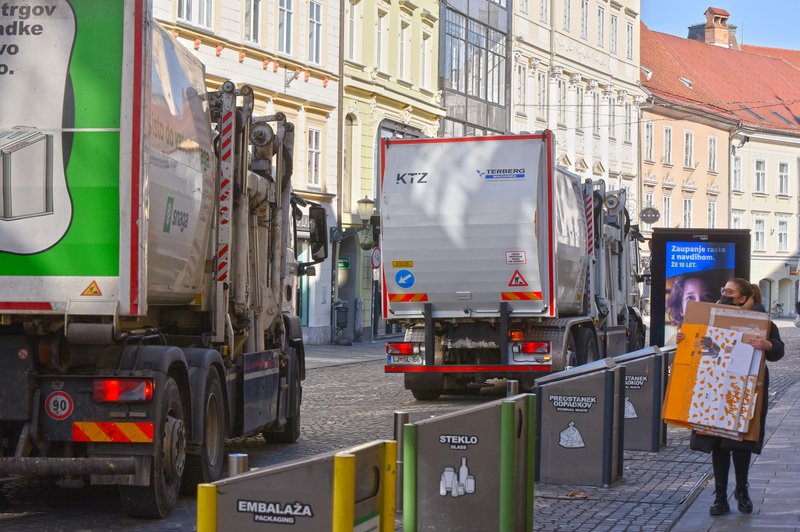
[717,296,734,305]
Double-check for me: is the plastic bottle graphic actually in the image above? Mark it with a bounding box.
[0,0,75,254]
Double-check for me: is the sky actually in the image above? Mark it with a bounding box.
[641,0,800,50]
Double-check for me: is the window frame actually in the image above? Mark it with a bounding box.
[707,201,716,228]
[754,217,766,251]
[610,15,618,54]
[278,0,293,55]
[177,0,214,28]
[683,130,694,168]
[707,136,717,172]
[732,155,741,190]
[778,161,790,195]
[306,127,322,188]
[662,195,671,227]
[626,21,634,60]
[663,126,672,165]
[644,121,654,161]
[308,0,322,65]
[755,159,766,193]
[597,6,605,47]
[580,0,588,39]
[682,197,692,228]
[778,219,789,252]
[376,9,388,71]
[563,0,571,32]
[399,20,410,80]
[244,0,262,43]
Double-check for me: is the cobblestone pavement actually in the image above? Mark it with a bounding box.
[0,322,798,530]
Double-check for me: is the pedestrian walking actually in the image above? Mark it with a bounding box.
[677,278,784,516]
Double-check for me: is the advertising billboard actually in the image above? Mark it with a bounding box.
[649,229,751,346]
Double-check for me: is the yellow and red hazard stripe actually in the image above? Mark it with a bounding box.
[501,292,543,301]
[73,422,154,443]
[388,293,429,303]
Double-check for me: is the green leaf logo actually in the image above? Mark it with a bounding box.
[163,197,174,233]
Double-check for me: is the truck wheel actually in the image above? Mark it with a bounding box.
[411,388,441,401]
[263,362,301,443]
[182,370,225,491]
[574,328,599,365]
[120,377,186,518]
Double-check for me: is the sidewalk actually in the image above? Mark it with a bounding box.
[671,378,800,531]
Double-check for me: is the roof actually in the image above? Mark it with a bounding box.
[706,7,730,17]
[640,23,800,133]
[742,44,800,71]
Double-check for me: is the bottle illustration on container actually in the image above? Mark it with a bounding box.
[0,1,75,254]
[439,457,476,497]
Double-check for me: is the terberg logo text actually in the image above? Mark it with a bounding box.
[478,168,526,180]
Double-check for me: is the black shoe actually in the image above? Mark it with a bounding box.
[709,490,730,516]
[734,484,753,514]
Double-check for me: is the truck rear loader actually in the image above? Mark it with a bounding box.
[0,0,327,517]
[380,132,645,399]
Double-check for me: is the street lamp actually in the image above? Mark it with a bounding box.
[330,196,378,250]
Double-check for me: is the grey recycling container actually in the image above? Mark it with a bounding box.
[614,347,667,451]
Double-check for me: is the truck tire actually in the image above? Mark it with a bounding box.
[574,328,599,365]
[411,388,441,401]
[120,377,186,518]
[181,370,225,491]
[263,362,301,444]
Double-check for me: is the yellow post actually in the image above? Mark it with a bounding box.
[381,440,398,531]
[196,483,217,532]
[332,452,356,532]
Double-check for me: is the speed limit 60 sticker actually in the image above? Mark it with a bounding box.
[45,391,74,420]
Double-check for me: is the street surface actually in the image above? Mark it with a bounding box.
[0,322,798,530]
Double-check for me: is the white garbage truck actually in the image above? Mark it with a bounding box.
[0,0,327,517]
[380,132,645,399]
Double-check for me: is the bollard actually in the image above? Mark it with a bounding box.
[197,483,217,532]
[506,379,519,397]
[227,453,248,477]
[394,411,409,513]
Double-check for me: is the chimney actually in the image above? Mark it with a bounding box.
[703,7,731,47]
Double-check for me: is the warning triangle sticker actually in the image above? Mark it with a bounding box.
[81,281,102,297]
[508,270,528,287]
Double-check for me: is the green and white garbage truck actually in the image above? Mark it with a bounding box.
[0,0,327,517]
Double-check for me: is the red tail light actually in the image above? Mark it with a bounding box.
[521,341,550,354]
[93,379,154,402]
[387,342,414,356]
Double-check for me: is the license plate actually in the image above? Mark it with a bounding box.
[388,355,423,365]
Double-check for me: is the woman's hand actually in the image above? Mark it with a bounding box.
[676,330,685,343]
[747,337,773,351]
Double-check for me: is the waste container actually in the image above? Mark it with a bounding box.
[613,347,666,451]
[533,358,624,487]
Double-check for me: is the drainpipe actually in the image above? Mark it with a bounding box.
[331,0,346,343]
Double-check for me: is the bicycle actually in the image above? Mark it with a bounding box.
[770,302,784,317]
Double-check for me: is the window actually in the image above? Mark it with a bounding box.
[626,22,634,59]
[597,7,605,46]
[486,27,506,105]
[778,220,789,251]
[663,126,672,164]
[377,10,388,71]
[178,0,213,27]
[563,0,571,31]
[399,22,410,80]
[683,131,693,168]
[707,137,716,172]
[308,0,322,65]
[278,0,293,54]
[307,128,322,187]
[707,201,716,228]
[558,79,566,124]
[576,86,584,130]
[519,0,528,13]
[682,198,692,228]
[580,0,588,39]
[732,156,741,190]
[540,0,548,22]
[662,195,671,227]
[779,162,789,194]
[421,33,432,89]
[516,63,527,114]
[592,91,600,134]
[755,159,766,193]
[754,218,765,251]
[608,97,615,139]
[468,21,488,99]
[643,192,653,231]
[731,211,742,229]
[624,102,632,142]
[644,122,654,161]
[537,71,547,120]
[444,10,466,93]
[244,0,261,43]
[610,15,618,54]
[346,1,359,61]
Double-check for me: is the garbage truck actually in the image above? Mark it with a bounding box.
[380,132,645,399]
[0,0,327,517]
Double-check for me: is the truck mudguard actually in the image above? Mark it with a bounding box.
[283,313,306,380]
[183,348,229,443]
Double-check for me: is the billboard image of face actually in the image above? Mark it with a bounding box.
[663,241,735,343]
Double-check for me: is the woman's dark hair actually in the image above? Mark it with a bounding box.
[725,277,755,300]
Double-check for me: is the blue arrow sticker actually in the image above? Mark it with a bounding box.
[395,269,415,289]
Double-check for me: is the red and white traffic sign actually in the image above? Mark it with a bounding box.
[45,391,74,420]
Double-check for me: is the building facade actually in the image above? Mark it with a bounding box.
[640,8,800,316]
[511,0,646,215]
[154,0,341,343]
[337,0,445,342]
